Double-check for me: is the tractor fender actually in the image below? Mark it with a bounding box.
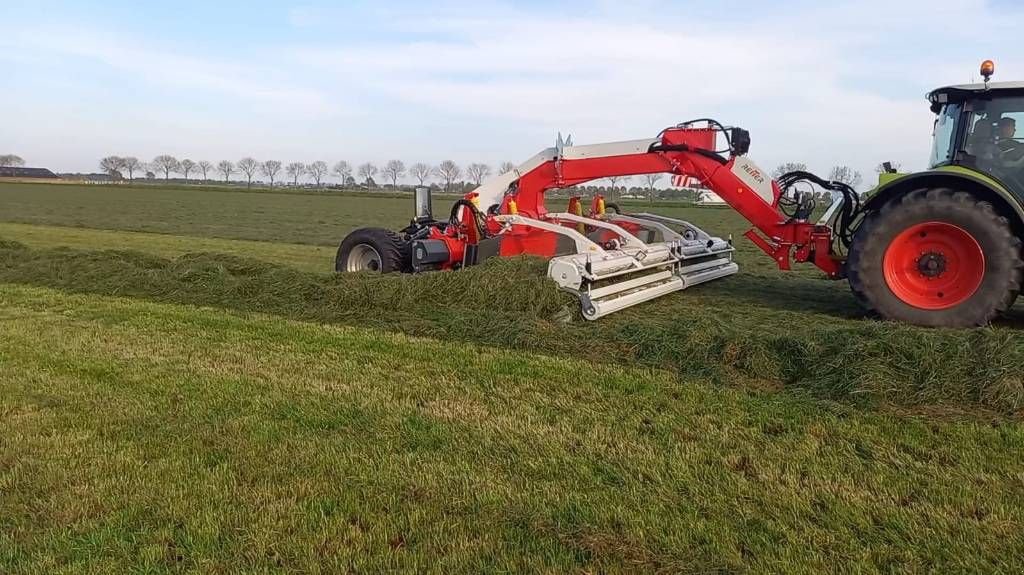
[862,169,1024,234]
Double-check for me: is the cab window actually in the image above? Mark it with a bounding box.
[964,96,1024,180]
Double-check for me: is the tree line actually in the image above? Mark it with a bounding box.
[96,155,511,191]
[4,151,893,199]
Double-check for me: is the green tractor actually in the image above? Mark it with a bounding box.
[848,61,1024,327]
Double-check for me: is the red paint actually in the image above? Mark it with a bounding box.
[883,222,985,309]
[450,125,844,278]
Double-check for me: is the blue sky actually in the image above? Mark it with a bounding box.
[2,0,1022,185]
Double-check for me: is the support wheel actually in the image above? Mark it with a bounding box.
[336,228,410,273]
[847,188,1022,327]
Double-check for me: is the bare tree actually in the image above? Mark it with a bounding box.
[381,160,406,188]
[152,155,180,180]
[410,162,432,185]
[286,162,306,185]
[466,163,492,186]
[99,156,126,179]
[331,161,352,186]
[358,163,378,186]
[122,157,142,181]
[197,160,213,181]
[498,161,516,175]
[180,159,197,182]
[771,162,808,181]
[434,160,461,192]
[604,175,623,200]
[643,173,664,202]
[307,161,329,188]
[237,157,259,188]
[875,161,903,174]
[0,154,26,168]
[217,160,235,183]
[261,160,282,187]
[829,165,863,190]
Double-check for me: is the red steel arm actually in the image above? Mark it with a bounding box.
[492,126,843,278]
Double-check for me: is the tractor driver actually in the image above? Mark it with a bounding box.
[996,117,1024,168]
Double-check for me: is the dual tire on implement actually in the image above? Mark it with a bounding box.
[335,228,410,274]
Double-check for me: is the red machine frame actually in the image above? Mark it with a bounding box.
[424,124,843,279]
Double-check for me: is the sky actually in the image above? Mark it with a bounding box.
[2,0,1022,186]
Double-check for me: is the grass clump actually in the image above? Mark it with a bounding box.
[1,241,1022,413]
[0,239,26,250]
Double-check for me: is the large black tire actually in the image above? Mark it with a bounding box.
[847,188,1022,327]
[335,228,410,273]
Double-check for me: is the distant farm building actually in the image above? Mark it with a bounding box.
[58,173,121,183]
[671,174,725,205]
[0,166,59,179]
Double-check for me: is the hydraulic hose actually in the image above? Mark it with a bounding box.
[449,199,489,239]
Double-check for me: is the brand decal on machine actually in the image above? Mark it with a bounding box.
[730,157,774,204]
[740,163,765,184]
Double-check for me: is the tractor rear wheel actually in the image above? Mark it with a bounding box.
[335,228,410,273]
[847,188,1022,327]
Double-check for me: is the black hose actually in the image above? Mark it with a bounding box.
[647,143,728,165]
[776,170,862,250]
[449,199,489,239]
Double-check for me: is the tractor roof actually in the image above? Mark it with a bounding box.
[929,81,1024,101]
[927,81,1024,112]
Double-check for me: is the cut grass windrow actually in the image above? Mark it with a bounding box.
[1,240,1021,414]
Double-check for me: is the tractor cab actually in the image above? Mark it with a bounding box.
[927,80,1024,192]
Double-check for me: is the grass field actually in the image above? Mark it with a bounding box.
[0,181,819,277]
[0,223,330,273]
[0,182,414,246]
[2,180,1024,571]
[2,284,1022,573]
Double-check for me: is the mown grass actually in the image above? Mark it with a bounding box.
[1,240,1022,414]
[0,182,415,246]
[0,181,764,252]
[0,222,329,273]
[0,182,823,284]
[1,284,1022,573]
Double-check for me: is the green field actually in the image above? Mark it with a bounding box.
[3,285,1022,573]
[0,182,787,273]
[2,181,1023,572]
[0,182,414,246]
[0,223,330,273]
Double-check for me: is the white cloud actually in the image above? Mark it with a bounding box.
[4,0,1023,181]
[288,4,944,178]
[4,28,334,115]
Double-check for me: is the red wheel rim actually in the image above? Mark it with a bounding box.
[883,222,984,310]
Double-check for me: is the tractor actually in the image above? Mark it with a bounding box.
[337,60,1024,328]
[848,60,1024,326]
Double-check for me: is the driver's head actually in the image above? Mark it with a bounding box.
[999,117,1016,138]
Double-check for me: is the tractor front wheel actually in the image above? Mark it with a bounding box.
[847,188,1022,327]
[335,228,410,273]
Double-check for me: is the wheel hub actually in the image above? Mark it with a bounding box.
[916,252,947,278]
[346,244,383,272]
